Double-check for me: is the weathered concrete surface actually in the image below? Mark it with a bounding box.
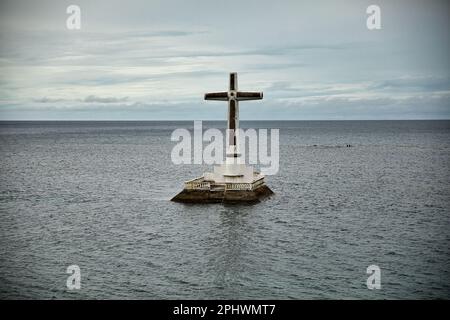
[171,185,274,204]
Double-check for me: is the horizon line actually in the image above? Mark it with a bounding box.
[1,119,449,122]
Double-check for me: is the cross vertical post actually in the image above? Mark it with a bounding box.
[205,72,263,161]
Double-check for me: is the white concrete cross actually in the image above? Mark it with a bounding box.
[204,72,263,159]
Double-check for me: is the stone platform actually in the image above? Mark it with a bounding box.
[171,176,274,204]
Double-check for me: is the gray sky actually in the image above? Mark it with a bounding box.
[0,0,449,120]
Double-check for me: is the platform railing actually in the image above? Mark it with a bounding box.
[184,177,210,190]
[185,176,265,191]
[225,183,252,191]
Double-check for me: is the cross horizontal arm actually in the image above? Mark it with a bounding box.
[236,91,263,101]
[204,92,228,101]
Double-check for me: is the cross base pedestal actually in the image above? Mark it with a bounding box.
[171,164,273,203]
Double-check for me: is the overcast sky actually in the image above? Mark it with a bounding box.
[0,0,449,120]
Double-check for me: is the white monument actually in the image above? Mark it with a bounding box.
[172,73,273,203]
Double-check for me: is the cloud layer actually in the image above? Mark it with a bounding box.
[0,0,449,120]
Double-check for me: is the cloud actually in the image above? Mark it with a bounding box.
[369,76,450,92]
[32,95,130,104]
[32,97,66,103]
[265,77,450,102]
[0,0,449,120]
[82,95,129,103]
